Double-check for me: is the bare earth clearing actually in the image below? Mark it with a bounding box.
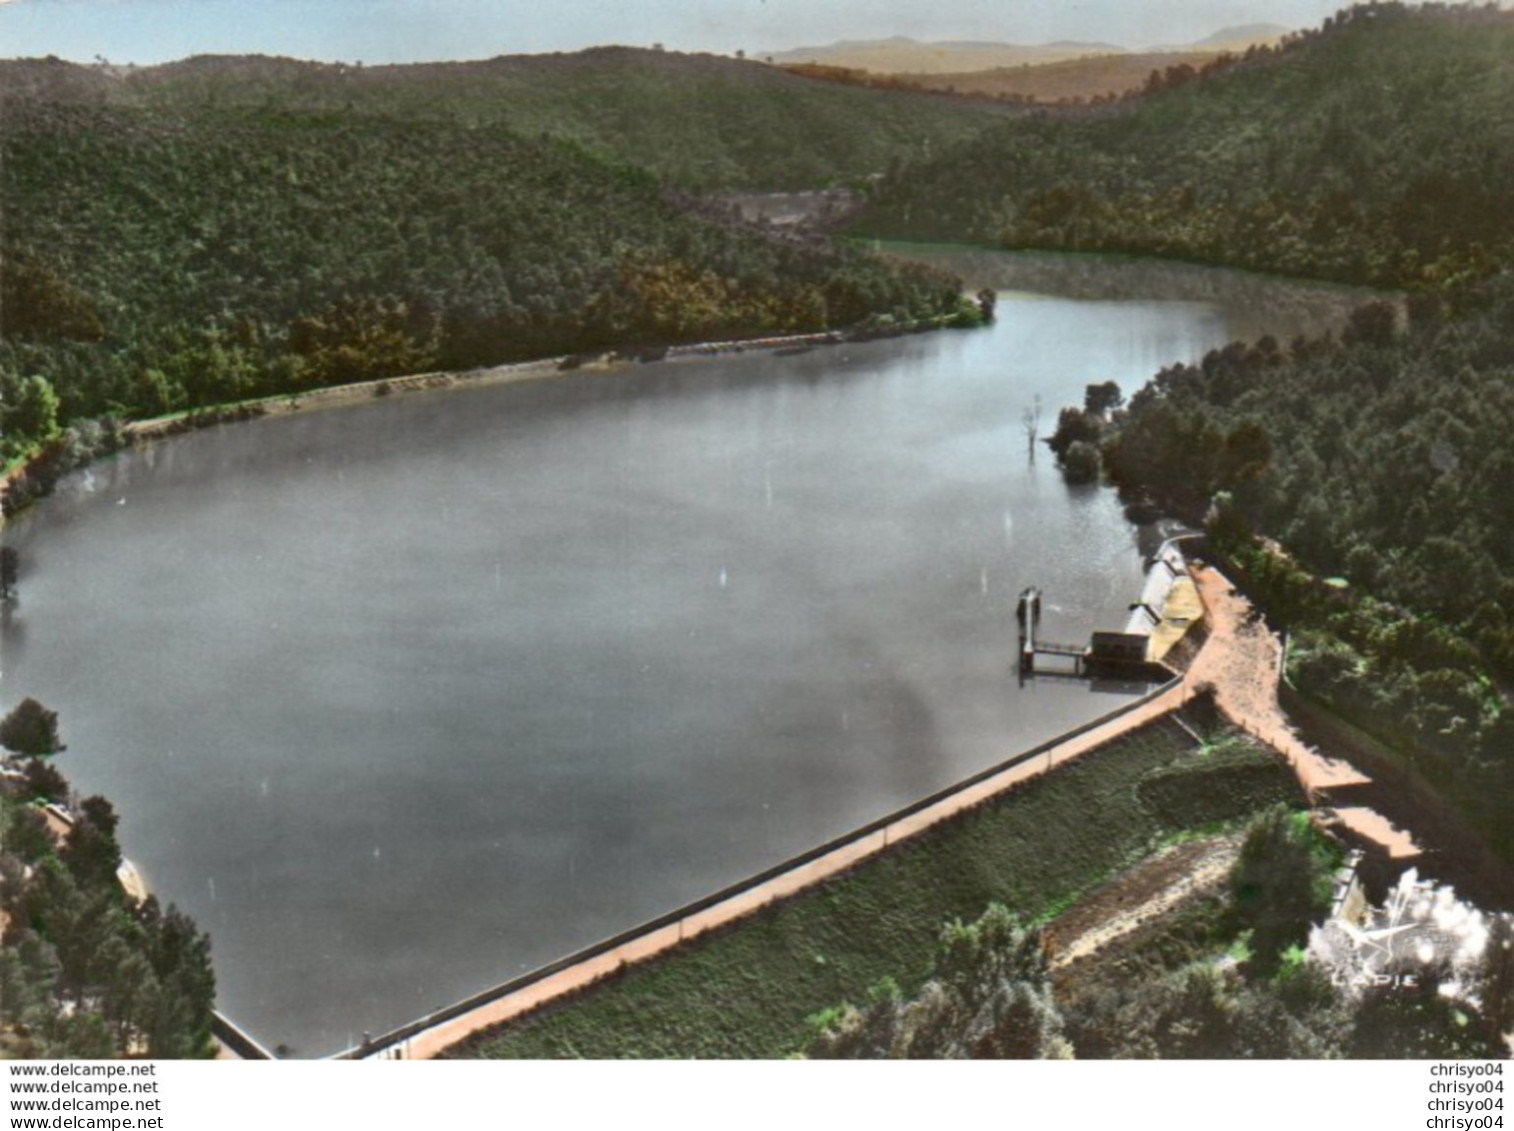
[1045,832,1242,970]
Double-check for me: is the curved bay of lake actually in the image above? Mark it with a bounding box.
[1,254,1367,1056]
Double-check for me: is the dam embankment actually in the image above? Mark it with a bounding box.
[345,669,1191,1059]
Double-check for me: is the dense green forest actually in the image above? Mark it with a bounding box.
[113,49,1006,191]
[883,2,1514,872]
[0,705,216,1057]
[858,3,1514,291]
[1,49,1004,192]
[0,47,996,1057]
[0,53,988,461]
[1050,274,1514,864]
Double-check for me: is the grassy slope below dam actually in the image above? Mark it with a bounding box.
[445,710,1302,1059]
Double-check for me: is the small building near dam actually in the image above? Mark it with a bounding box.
[1019,536,1205,677]
[1087,538,1205,672]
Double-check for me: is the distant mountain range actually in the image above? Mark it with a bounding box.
[762,25,1290,74]
[1169,22,1294,52]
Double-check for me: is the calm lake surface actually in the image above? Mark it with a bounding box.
[1,255,1365,1056]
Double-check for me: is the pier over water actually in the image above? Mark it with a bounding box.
[1016,537,1205,678]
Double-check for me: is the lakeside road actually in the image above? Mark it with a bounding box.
[3,332,858,522]
[1185,564,1420,860]
[120,322,914,446]
[123,357,579,444]
[1186,564,1372,795]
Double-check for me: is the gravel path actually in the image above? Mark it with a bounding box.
[1046,834,1242,969]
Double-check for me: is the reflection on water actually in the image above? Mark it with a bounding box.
[0,254,1354,1056]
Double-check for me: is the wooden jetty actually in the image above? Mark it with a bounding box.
[1017,585,1092,673]
[1020,638,1090,674]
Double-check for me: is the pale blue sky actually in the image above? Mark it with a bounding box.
[0,0,1359,64]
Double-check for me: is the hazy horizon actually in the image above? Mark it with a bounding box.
[0,0,1356,66]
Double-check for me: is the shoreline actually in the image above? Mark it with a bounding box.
[125,355,581,442]
[1,240,1385,519]
[121,320,940,442]
[0,317,955,526]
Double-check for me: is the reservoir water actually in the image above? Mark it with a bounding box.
[0,255,1366,1056]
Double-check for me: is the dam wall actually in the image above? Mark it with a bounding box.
[340,669,1188,1060]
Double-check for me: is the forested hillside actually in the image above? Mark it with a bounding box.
[0,706,216,1058]
[1051,277,1514,860]
[0,80,975,457]
[1008,4,1514,864]
[3,48,1006,191]
[858,3,1514,290]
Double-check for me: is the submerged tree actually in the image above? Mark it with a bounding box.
[1022,395,1041,461]
[0,698,65,757]
[0,546,18,601]
[1083,380,1123,417]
